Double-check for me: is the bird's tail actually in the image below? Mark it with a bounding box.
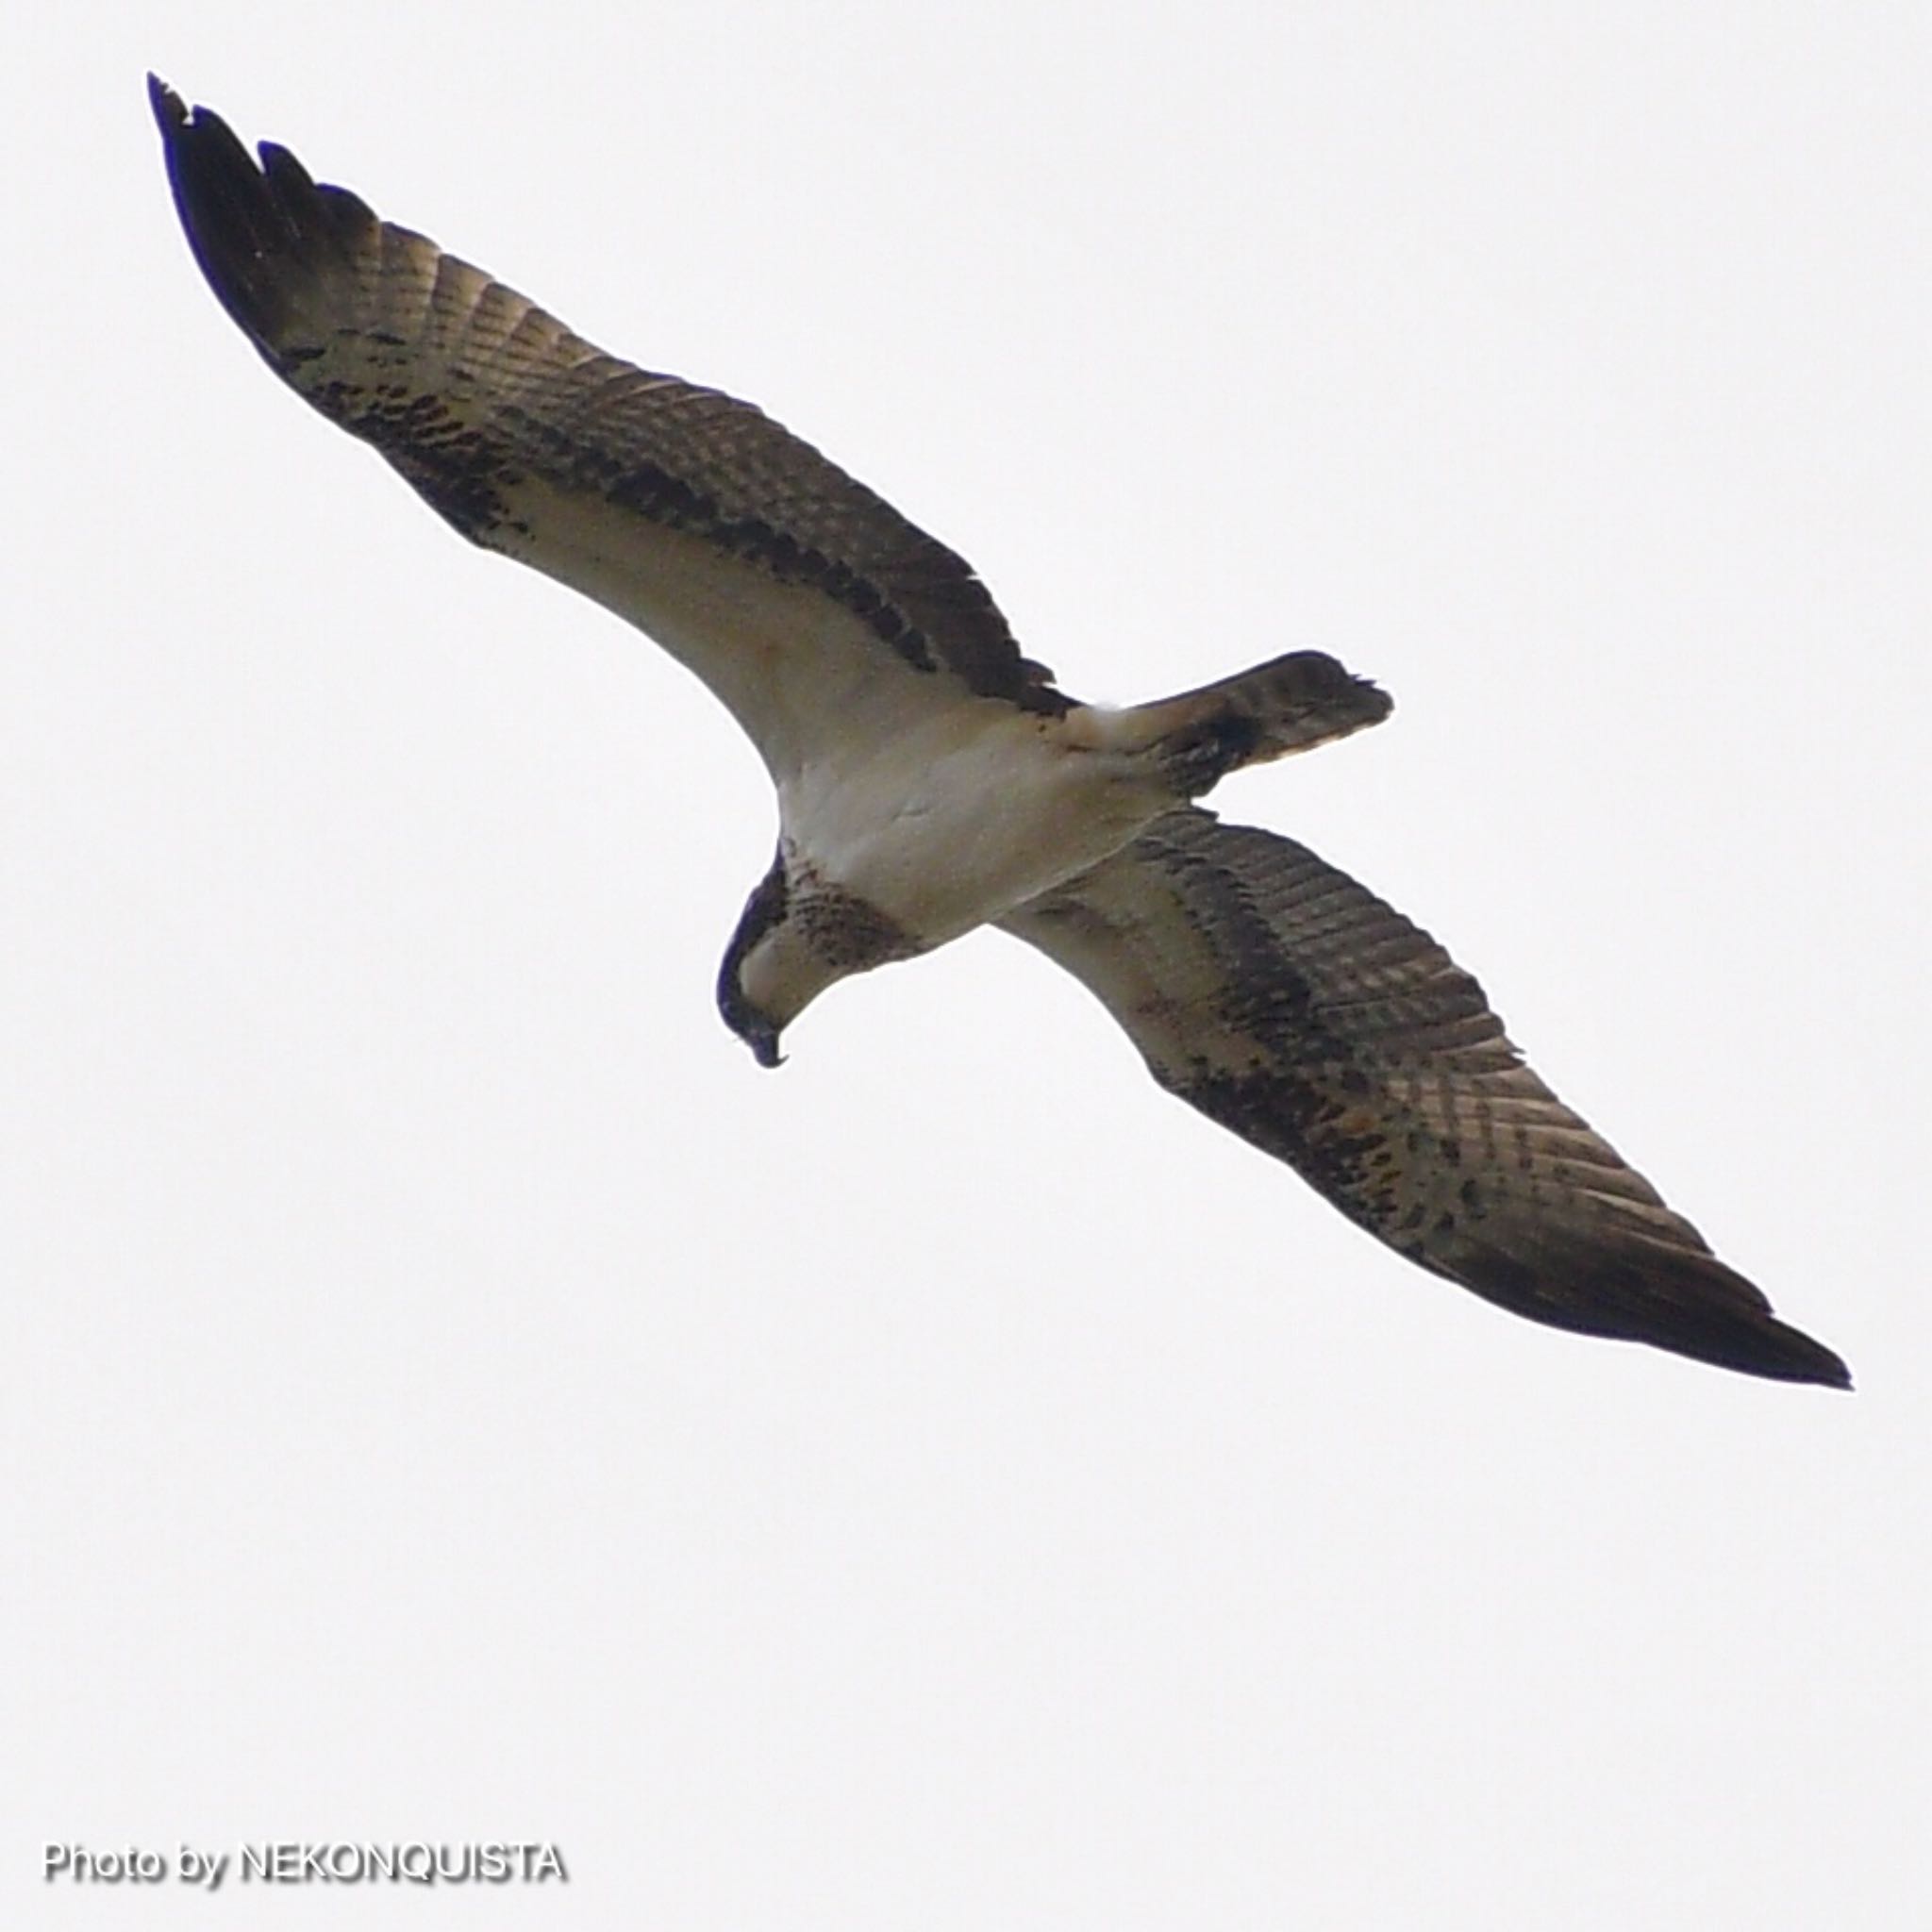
[1073,649,1392,796]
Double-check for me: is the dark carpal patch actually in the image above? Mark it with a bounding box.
[1141,824,1433,1236]
[1174,1063,1409,1238]
[1149,828,1327,1056]
[326,383,519,540]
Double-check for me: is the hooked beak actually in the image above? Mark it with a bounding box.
[746,1018,786,1070]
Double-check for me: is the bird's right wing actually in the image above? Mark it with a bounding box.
[1000,807,1848,1385]
[151,81,1068,782]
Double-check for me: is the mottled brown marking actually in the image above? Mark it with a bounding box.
[1005,807,1850,1386]
[791,870,917,974]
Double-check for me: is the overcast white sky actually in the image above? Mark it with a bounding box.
[5,3,1927,1926]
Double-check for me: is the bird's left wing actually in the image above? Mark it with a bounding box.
[150,80,1067,781]
[1000,807,1848,1385]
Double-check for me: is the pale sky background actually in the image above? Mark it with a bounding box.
[5,4,1927,1926]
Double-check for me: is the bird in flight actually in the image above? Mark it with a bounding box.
[150,79,1848,1387]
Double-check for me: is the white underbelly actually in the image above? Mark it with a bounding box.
[777,710,1166,945]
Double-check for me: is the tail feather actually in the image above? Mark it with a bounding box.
[1088,649,1392,794]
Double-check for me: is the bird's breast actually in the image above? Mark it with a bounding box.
[776,710,1170,948]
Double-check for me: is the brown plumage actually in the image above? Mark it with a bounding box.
[1005,812,1849,1385]
[152,80,1848,1386]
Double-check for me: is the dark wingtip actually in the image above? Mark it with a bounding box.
[147,75,237,159]
[148,80,375,361]
[147,73,184,132]
[1585,1292,1852,1389]
[1734,1317,1853,1391]
[1631,1257,1853,1390]
[1436,1236,1853,1389]
[148,76,275,341]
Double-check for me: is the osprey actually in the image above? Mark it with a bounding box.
[151,80,1849,1388]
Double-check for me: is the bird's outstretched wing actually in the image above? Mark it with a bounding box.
[1002,808,1848,1385]
[149,79,1067,779]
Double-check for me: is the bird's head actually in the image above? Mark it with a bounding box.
[716,848,817,1071]
[717,844,905,1068]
